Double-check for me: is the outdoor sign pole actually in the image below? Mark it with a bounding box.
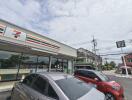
[121,47,129,76]
[116,40,129,77]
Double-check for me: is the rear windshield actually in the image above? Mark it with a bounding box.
[55,77,93,100]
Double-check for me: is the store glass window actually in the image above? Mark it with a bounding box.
[20,54,38,73]
[51,58,63,72]
[0,51,21,81]
[15,54,38,80]
[63,59,68,73]
[37,56,49,72]
[51,58,68,72]
[51,57,58,69]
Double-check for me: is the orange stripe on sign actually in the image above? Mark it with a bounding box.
[27,39,59,50]
[27,34,59,48]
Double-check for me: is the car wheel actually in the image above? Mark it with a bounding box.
[105,93,115,100]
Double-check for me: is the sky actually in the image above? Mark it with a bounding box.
[0,0,132,63]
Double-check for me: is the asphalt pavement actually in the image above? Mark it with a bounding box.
[108,75,132,100]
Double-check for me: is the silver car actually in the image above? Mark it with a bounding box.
[11,72,105,100]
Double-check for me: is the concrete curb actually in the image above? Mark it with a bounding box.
[114,75,132,79]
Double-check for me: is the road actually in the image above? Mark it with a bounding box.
[0,75,132,100]
[108,75,132,100]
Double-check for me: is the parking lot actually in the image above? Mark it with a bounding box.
[0,75,132,100]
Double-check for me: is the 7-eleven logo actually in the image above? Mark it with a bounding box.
[13,30,21,38]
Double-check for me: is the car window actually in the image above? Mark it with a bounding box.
[22,74,37,86]
[32,76,47,94]
[86,71,97,79]
[47,84,59,100]
[75,70,84,76]
[56,77,93,100]
[79,71,97,79]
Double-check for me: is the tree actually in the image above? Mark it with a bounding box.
[109,61,116,68]
[0,55,29,69]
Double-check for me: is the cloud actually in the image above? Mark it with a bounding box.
[0,0,132,63]
[0,0,50,33]
[46,0,132,48]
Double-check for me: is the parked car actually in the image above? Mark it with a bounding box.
[74,69,124,100]
[11,72,105,100]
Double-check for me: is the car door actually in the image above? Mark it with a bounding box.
[30,75,49,100]
[84,71,103,91]
[12,74,38,100]
[77,71,98,84]
[46,83,59,100]
[85,71,98,84]
[74,70,89,82]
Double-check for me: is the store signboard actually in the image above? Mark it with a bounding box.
[4,27,26,41]
[116,40,126,48]
[0,24,6,35]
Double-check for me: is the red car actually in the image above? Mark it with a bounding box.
[74,69,124,100]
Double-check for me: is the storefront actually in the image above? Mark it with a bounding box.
[0,19,77,82]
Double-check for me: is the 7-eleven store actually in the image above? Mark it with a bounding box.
[0,19,77,86]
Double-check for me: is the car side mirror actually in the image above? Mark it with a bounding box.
[94,78,99,82]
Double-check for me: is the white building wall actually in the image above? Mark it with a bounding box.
[0,19,77,58]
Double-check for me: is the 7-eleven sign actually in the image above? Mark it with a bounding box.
[0,24,6,35]
[5,27,26,41]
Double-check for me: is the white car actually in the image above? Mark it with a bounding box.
[11,72,105,100]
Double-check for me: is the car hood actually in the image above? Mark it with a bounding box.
[106,81,120,87]
[77,88,105,100]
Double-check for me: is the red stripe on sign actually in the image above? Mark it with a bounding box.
[27,34,59,48]
[27,39,59,49]
[27,39,59,50]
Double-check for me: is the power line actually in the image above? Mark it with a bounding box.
[100,52,130,56]
[102,58,121,60]
[70,41,91,46]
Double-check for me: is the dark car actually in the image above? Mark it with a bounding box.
[74,69,124,100]
[11,72,105,100]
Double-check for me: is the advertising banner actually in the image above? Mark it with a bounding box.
[4,27,26,41]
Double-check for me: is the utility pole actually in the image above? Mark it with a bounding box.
[74,0,77,8]
[91,36,98,69]
[92,36,97,54]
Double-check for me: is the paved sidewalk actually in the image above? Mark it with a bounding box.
[102,70,132,79]
[0,81,16,92]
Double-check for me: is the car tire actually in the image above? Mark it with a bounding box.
[105,93,115,100]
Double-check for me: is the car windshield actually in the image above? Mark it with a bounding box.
[95,71,110,82]
[55,77,93,100]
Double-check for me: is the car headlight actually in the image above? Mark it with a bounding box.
[112,86,120,91]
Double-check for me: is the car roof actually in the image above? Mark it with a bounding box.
[36,72,73,81]
[75,69,98,73]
